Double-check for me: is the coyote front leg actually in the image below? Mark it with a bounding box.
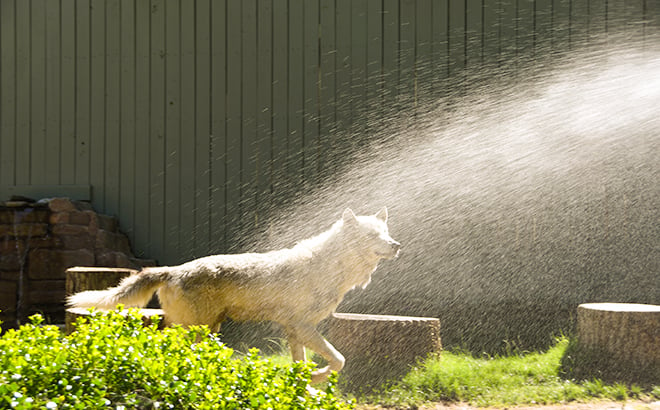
[286,328,307,362]
[289,325,345,384]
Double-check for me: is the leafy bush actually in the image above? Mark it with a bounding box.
[0,310,352,410]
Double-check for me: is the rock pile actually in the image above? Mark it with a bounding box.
[0,197,154,328]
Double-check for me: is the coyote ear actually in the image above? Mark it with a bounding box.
[375,206,388,222]
[342,208,358,225]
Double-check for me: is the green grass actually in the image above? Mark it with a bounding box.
[359,337,660,407]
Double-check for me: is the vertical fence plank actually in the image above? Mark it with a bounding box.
[590,0,609,46]
[45,0,61,185]
[241,0,258,235]
[271,0,288,214]
[75,0,91,186]
[535,0,553,56]
[589,0,608,45]
[499,0,517,67]
[350,0,367,142]
[195,0,212,255]
[517,0,535,65]
[210,0,227,252]
[15,0,31,185]
[553,0,572,52]
[182,0,198,258]
[448,0,466,78]
[303,0,320,186]
[134,0,151,257]
[1,0,16,186]
[366,0,383,125]
[399,0,416,113]
[335,0,352,151]
[90,0,106,210]
[647,0,660,37]
[607,0,626,38]
[119,0,136,244]
[226,0,242,249]
[624,0,646,42]
[31,0,47,185]
[319,0,336,176]
[431,0,449,95]
[382,0,399,112]
[288,0,304,191]
[256,0,273,228]
[416,0,432,109]
[482,0,500,68]
[164,0,181,258]
[61,0,76,185]
[465,0,483,70]
[570,0,591,48]
[105,0,121,214]
[150,0,166,260]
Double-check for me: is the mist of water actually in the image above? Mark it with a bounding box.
[242,42,659,351]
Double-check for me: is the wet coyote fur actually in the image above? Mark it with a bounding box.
[67,207,401,382]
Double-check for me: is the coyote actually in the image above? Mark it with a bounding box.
[68,207,401,382]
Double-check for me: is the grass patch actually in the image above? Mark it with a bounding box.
[362,337,660,407]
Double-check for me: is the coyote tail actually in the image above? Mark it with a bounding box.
[66,267,170,310]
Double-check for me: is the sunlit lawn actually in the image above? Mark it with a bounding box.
[270,337,660,408]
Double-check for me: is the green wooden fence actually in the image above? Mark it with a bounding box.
[1,0,657,264]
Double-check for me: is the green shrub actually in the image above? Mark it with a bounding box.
[0,310,352,410]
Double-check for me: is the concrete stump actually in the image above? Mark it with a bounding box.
[323,313,441,391]
[66,266,137,295]
[575,303,660,384]
[65,266,163,333]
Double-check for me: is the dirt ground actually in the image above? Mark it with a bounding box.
[359,400,660,410]
[419,401,660,410]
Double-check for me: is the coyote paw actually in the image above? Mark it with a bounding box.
[310,365,331,384]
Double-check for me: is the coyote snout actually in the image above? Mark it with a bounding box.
[383,241,401,257]
[67,207,400,383]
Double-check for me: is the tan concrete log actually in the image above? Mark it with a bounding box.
[65,266,137,296]
[576,303,660,384]
[323,313,441,390]
[65,267,137,332]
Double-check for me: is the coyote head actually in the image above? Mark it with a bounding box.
[342,207,401,260]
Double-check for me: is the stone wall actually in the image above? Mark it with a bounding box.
[0,197,154,328]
